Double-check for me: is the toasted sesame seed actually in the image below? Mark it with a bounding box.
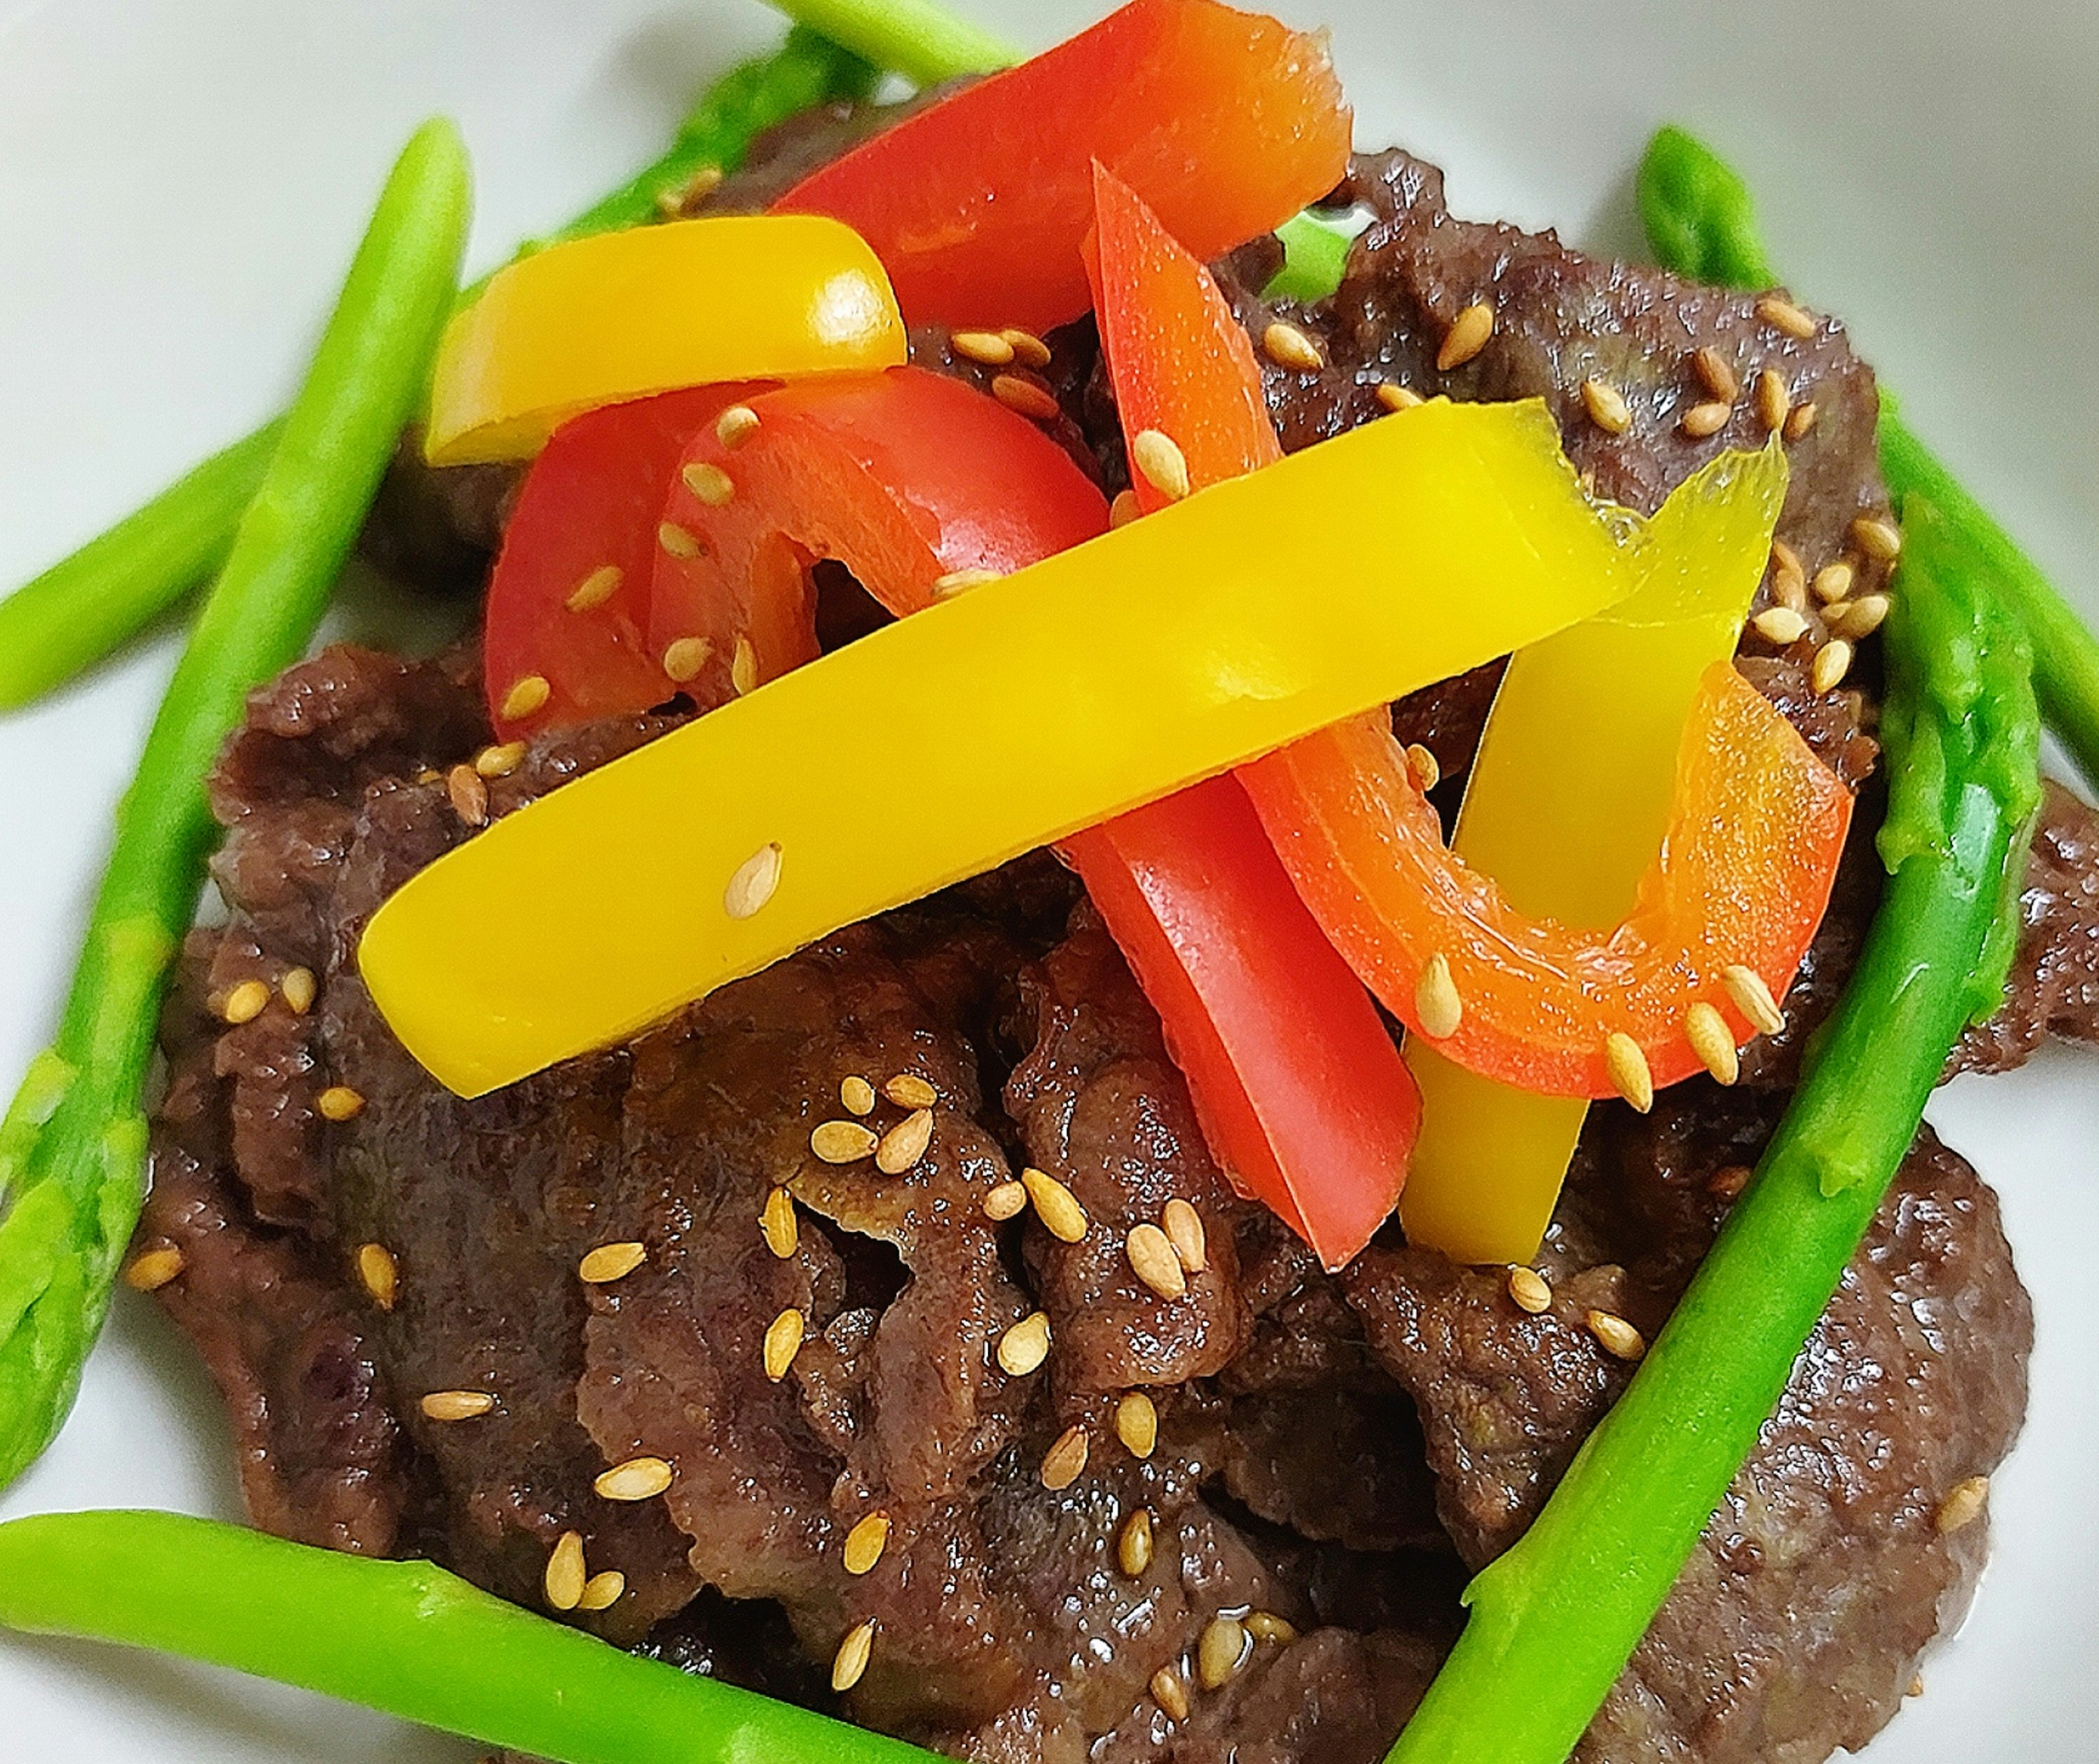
[1604,1032,1654,1113]
[1507,1265,1552,1314]
[1198,1615,1251,1689]
[422,1390,496,1422]
[1405,742,1441,792]
[1686,1002,1740,1085]
[1755,293,1817,338]
[730,637,758,697]
[1151,1667,1191,1722]
[1415,953,1464,1040]
[933,566,1002,597]
[357,1242,398,1309]
[1131,428,1192,502]
[812,1120,880,1163]
[1721,965,1787,1036]
[1829,593,1891,640]
[1680,399,1733,439]
[661,636,712,682]
[1001,329,1052,369]
[1851,514,1902,562]
[1772,537,1803,578]
[840,1075,876,1116]
[1245,1610,1299,1645]
[1116,1390,1159,1460]
[1022,1167,1088,1242]
[280,966,317,1015]
[712,404,760,450]
[1580,377,1632,435]
[1375,380,1424,413]
[1908,1673,1925,1698]
[567,564,624,613]
[843,1512,891,1575]
[476,740,526,779]
[501,674,553,721]
[578,1242,647,1284]
[832,1619,876,1692]
[1752,606,1810,646]
[998,1310,1052,1376]
[1040,1424,1089,1491]
[661,164,723,215]
[1162,1199,1207,1273]
[884,1073,940,1110]
[1755,368,1791,433]
[544,1531,587,1612]
[724,841,783,919]
[1769,556,1808,613]
[875,1108,934,1174]
[1935,1474,1990,1533]
[760,1187,799,1260]
[1692,346,1739,403]
[983,1179,1028,1221]
[1117,1507,1155,1577]
[1127,1224,1188,1300]
[1812,560,1855,604]
[1438,300,1494,371]
[595,1456,674,1501]
[657,521,702,560]
[578,1570,626,1612]
[990,373,1062,422]
[1784,400,1817,443]
[682,462,735,507]
[318,1085,366,1122]
[1709,1163,1753,1200]
[1812,638,1855,694]
[763,1308,805,1381]
[448,764,489,826]
[1263,320,1326,372]
[1108,489,1141,529]
[123,1246,185,1292]
[1587,1309,1646,1360]
[951,329,1015,366]
[221,979,270,1025]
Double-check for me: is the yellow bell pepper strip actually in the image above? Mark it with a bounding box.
[423,215,907,464]
[360,397,1638,1097]
[1400,441,1790,1266]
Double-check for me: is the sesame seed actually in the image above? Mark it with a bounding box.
[501,674,553,721]
[843,1512,891,1575]
[1692,346,1739,403]
[578,1241,647,1284]
[1908,1674,1925,1699]
[1812,638,1855,694]
[983,1179,1028,1221]
[1405,742,1441,792]
[1245,1611,1299,1645]
[729,637,758,697]
[1604,1032,1654,1113]
[447,764,489,827]
[884,1073,939,1109]
[990,373,1062,422]
[1709,1163,1753,1200]
[1754,294,1816,339]
[1115,1390,1159,1460]
[1151,1667,1191,1722]
[1722,965,1787,1037]
[544,1531,587,1611]
[682,462,735,507]
[221,979,270,1025]
[661,636,712,683]
[1936,1474,1990,1533]
[566,565,624,613]
[1198,1615,1251,1689]
[1262,321,1326,372]
[658,163,723,216]
[1812,561,1855,605]
[1784,401,1818,443]
[763,1308,805,1381]
[595,1456,674,1501]
[724,842,783,920]
[840,1075,876,1116]
[875,1108,934,1174]
[998,1310,1052,1376]
[421,1390,496,1422]
[476,741,527,779]
[657,522,702,560]
[280,967,317,1015]
[1755,368,1791,433]
[1772,538,1803,577]
[1001,329,1053,369]
[1851,514,1903,562]
[1685,1001,1740,1085]
[1117,1507,1155,1577]
[1376,381,1424,413]
[1507,1266,1552,1314]
[711,404,760,450]
[933,567,1002,597]
[760,1187,798,1260]
[123,1245,185,1292]
[318,1085,366,1122]
[812,1120,879,1163]
[1438,300,1494,371]
[1022,1167,1088,1242]
[832,1619,876,1692]
[1163,1199,1207,1273]
[1580,377,1632,435]
[1829,593,1890,640]
[1587,1310,1646,1360]
[951,329,1015,366]
[1131,429,1191,502]
[1769,552,1809,612]
[1040,1424,1089,1490]
[1108,489,1141,529]
[1415,953,1464,1040]
[1680,399,1733,439]
[357,1242,398,1310]
[1127,1224,1188,1300]
[578,1570,626,1612]
[1752,606,1810,646]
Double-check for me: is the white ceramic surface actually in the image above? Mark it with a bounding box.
[1,1,2093,1758]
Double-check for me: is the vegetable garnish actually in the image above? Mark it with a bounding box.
[0,120,471,1490]
[361,397,1639,1098]
[424,216,906,465]
[1400,440,1791,1265]
[0,1509,936,1764]
[1389,499,2041,1764]
[772,0,1352,331]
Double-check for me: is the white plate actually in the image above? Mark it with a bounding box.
[1,1,2094,1759]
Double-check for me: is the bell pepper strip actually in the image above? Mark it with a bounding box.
[1400,440,1790,1266]
[770,0,1351,333]
[424,215,907,464]
[360,397,1637,1097]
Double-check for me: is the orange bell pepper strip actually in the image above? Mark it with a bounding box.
[771,0,1351,333]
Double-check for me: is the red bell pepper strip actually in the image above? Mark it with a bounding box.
[770,0,1351,333]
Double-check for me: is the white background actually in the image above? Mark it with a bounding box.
[0,0,2093,1758]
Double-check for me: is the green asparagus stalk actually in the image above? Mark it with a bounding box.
[760,0,1018,85]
